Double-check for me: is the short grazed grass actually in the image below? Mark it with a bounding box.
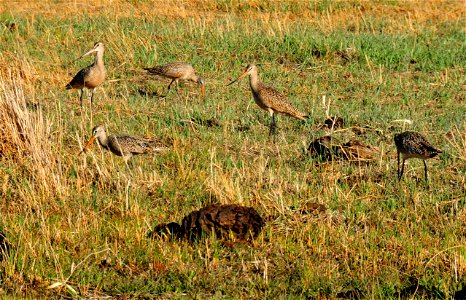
[0,1,465,298]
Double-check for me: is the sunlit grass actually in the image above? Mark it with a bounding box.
[0,0,465,298]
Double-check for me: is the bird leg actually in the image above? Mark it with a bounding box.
[269,113,277,143]
[399,158,406,180]
[90,89,95,107]
[167,79,175,90]
[124,157,131,170]
[164,79,179,98]
[79,89,84,108]
[397,150,401,180]
[174,80,181,96]
[423,160,428,182]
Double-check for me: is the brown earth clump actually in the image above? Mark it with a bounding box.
[149,204,264,242]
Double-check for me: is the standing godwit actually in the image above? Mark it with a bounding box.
[227,64,308,142]
[144,62,205,97]
[81,125,168,163]
[394,131,442,182]
[65,42,106,107]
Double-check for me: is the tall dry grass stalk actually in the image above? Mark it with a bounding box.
[0,74,63,201]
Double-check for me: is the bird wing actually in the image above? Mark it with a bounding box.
[116,135,169,154]
[419,139,442,157]
[401,135,431,156]
[144,63,192,79]
[66,65,92,89]
[257,83,307,119]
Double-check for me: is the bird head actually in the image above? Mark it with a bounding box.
[227,64,257,86]
[197,77,205,97]
[79,125,106,154]
[77,42,105,60]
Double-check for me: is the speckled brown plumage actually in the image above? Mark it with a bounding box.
[338,140,380,162]
[144,62,205,97]
[82,125,168,162]
[227,64,308,141]
[308,137,379,162]
[65,42,106,107]
[394,131,442,181]
[149,204,264,242]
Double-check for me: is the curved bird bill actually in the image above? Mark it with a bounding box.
[201,84,205,97]
[78,135,96,155]
[74,46,98,62]
[226,70,248,86]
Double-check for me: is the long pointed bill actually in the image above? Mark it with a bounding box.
[75,47,98,61]
[226,70,248,86]
[201,84,205,97]
[78,135,96,155]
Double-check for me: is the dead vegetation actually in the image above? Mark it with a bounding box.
[0,1,464,298]
[2,0,464,33]
[0,231,10,262]
[0,76,63,198]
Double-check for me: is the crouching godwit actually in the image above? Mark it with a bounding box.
[227,64,308,142]
[65,42,106,107]
[394,131,442,182]
[81,125,168,163]
[144,62,205,97]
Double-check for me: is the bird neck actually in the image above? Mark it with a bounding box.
[248,70,260,91]
[95,50,105,68]
[96,134,109,147]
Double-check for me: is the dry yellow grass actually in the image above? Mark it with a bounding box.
[0,0,465,298]
[2,0,464,29]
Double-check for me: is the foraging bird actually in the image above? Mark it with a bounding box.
[144,62,205,97]
[65,42,106,107]
[227,64,308,142]
[149,204,264,242]
[337,140,380,162]
[394,131,442,182]
[81,125,168,163]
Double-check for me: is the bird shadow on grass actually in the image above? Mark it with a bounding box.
[178,116,221,129]
[136,88,167,98]
[394,279,446,299]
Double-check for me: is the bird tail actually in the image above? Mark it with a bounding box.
[295,113,309,121]
[65,83,72,90]
[422,141,442,158]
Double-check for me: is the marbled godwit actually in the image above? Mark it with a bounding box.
[149,204,264,242]
[81,125,167,163]
[227,64,308,142]
[65,42,106,107]
[394,131,442,182]
[144,62,205,97]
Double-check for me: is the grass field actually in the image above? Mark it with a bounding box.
[0,1,465,298]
